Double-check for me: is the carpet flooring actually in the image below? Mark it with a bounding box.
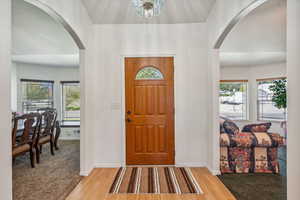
[13,140,82,200]
[218,147,287,200]
[218,174,286,200]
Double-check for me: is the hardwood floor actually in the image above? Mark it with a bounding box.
[66,167,236,200]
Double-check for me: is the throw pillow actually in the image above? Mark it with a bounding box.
[223,120,240,135]
[242,122,272,132]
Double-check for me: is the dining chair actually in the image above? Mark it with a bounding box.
[12,113,41,168]
[36,110,57,163]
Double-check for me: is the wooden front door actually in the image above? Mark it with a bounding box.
[125,57,175,165]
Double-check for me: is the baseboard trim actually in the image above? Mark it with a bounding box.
[175,162,206,167]
[80,170,91,176]
[209,168,221,175]
[94,162,122,168]
[59,137,80,140]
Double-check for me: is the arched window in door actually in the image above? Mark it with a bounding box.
[135,66,164,80]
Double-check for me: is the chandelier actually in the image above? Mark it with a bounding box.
[132,0,165,18]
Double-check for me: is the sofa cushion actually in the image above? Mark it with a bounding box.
[242,122,272,132]
[220,146,280,174]
[220,133,231,146]
[231,132,256,147]
[220,124,225,133]
[220,116,228,133]
[269,133,285,147]
[223,120,240,135]
[253,147,279,173]
[252,132,272,147]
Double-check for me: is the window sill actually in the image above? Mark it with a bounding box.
[60,121,80,128]
[231,120,251,122]
[257,120,286,123]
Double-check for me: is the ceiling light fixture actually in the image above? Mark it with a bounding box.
[132,0,165,19]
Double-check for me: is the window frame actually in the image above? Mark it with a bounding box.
[219,80,249,121]
[20,79,54,113]
[256,77,287,122]
[61,81,80,123]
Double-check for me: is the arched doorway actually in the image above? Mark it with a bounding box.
[11,0,87,199]
[214,0,287,199]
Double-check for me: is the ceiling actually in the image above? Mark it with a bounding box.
[220,52,286,67]
[82,0,216,24]
[12,0,79,67]
[12,54,79,67]
[13,0,286,67]
[221,0,286,66]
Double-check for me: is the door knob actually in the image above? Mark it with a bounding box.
[127,110,132,115]
[126,118,132,123]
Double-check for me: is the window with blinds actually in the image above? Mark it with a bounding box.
[61,81,80,122]
[21,79,54,113]
[257,78,286,121]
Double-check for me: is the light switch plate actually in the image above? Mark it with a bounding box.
[111,103,121,110]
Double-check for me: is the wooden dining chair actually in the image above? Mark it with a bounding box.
[12,113,41,168]
[36,110,57,163]
[37,108,61,150]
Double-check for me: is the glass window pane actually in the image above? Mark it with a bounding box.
[257,79,286,121]
[219,81,248,120]
[62,82,80,121]
[135,66,164,80]
[21,81,54,113]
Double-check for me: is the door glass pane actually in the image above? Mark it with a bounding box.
[135,66,164,80]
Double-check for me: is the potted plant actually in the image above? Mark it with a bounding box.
[269,78,287,137]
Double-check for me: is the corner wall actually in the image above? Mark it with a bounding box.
[0,0,12,199]
[206,0,255,174]
[92,23,210,167]
[287,0,300,199]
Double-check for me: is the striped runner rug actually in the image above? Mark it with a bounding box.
[109,167,203,194]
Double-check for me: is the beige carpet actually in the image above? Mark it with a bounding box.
[13,140,82,200]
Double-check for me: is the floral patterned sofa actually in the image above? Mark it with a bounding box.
[220,117,285,174]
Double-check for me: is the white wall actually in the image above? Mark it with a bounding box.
[0,0,12,199]
[207,0,255,48]
[0,0,93,198]
[221,62,287,135]
[205,0,256,174]
[221,0,286,52]
[92,23,209,167]
[287,0,300,199]
[12,0,78,55]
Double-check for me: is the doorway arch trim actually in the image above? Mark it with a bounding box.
[214,0,269,49]
[24,0,85,50]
